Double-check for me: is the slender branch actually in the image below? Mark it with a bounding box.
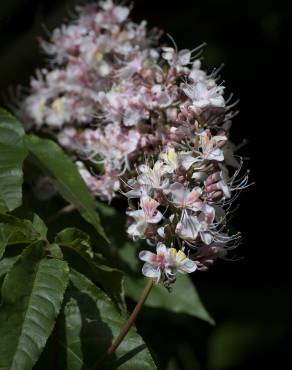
[109,278,154,354]
[94,278,154,369]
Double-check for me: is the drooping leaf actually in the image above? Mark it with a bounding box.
[0,214,42,259]
[0,256,19,298]
[0,242,69,370]
[56,227,126,312]
[0,256,18,280]
[32,213,48,238]
[0,109,28,213]
[25,135,108,242]
[125,275,215,325]
[57,269,156,370]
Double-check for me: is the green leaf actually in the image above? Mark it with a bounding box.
[32,214,48,238]
[56,227,126,313]
[125,275,215,325]
[0,242,69,370]
[0,257,18,300]
[0,214,41,259]
[57,269,156,370]
[25,135,108,242]
[55,227,93,259]
[0,109,28,213]
[0,256,18,280]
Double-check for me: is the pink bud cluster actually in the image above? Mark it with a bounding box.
[21,0,249,286]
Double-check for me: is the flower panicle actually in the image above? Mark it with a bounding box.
[21,0,250,287]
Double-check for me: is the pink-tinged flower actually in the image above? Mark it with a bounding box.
[83,123,140,173]
[139,243,196,283]
[76,161,120,202]
[97,84,150,127]
[148,84,173,109]
[124,160,169,199]
[169,183,203,211]
[139,243,169,282]
[160,147,199,173]
[41,24,88,62]
[167,248,197,274]
[162,47,192,73]
[123,180,150,199]
[138,161,169,190]
[176,212,200,241]
[159,147,179,173]
[198,204,216,245]
[116,51,146,79]
[127,196,163,239]
[189,60,207,84]
[205,171,231,199]
[100,0,130,23]
[198,130,227,161]
[58,128,86,152]
[182,81,225,109]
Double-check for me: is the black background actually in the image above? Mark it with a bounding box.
[0,1,291,369]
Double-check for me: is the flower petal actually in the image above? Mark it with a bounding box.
[139,250,156,263]
[148,210,163,224]
[200,231,213,245]
[127,221,147,238]
[156,242,168,256]
[176,213,199,240]
[179,258,197,273]
[142,263,161,281]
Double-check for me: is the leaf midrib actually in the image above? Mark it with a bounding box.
[9,258,43,369]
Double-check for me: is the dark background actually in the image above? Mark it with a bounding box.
[0,1,291,369]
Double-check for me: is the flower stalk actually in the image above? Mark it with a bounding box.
[94,278,154,369]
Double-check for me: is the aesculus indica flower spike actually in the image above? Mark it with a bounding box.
[21,0,250,291]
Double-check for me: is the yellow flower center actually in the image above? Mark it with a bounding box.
[162,147,178,168]
[95,50,103,62]
[169,248,187,262]
[176,250,187,262]
[38,99,46,112]
[52,98,64,113]
[169,248,177,260]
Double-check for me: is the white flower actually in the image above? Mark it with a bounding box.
[176,212,200,240]
[178,151,201,170]
[169,183,203,212]
[182,81,225,109]
[189,60,207,83]
[83,123,140,173]
[112,5,130,23]
[139,243,169,282]
[139,243,196,283]
[216,178,231,199]
[199,130,227,161]
[26,97,46,126]
[167,248,197,274]
[127,196,163,239]
[160,147,198,173]
[198,204,216,245]
[77,161,120,202]
[137,161,169,190]
[47,97,74,127]
[160,147,179,173]
[162,48,191,67]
